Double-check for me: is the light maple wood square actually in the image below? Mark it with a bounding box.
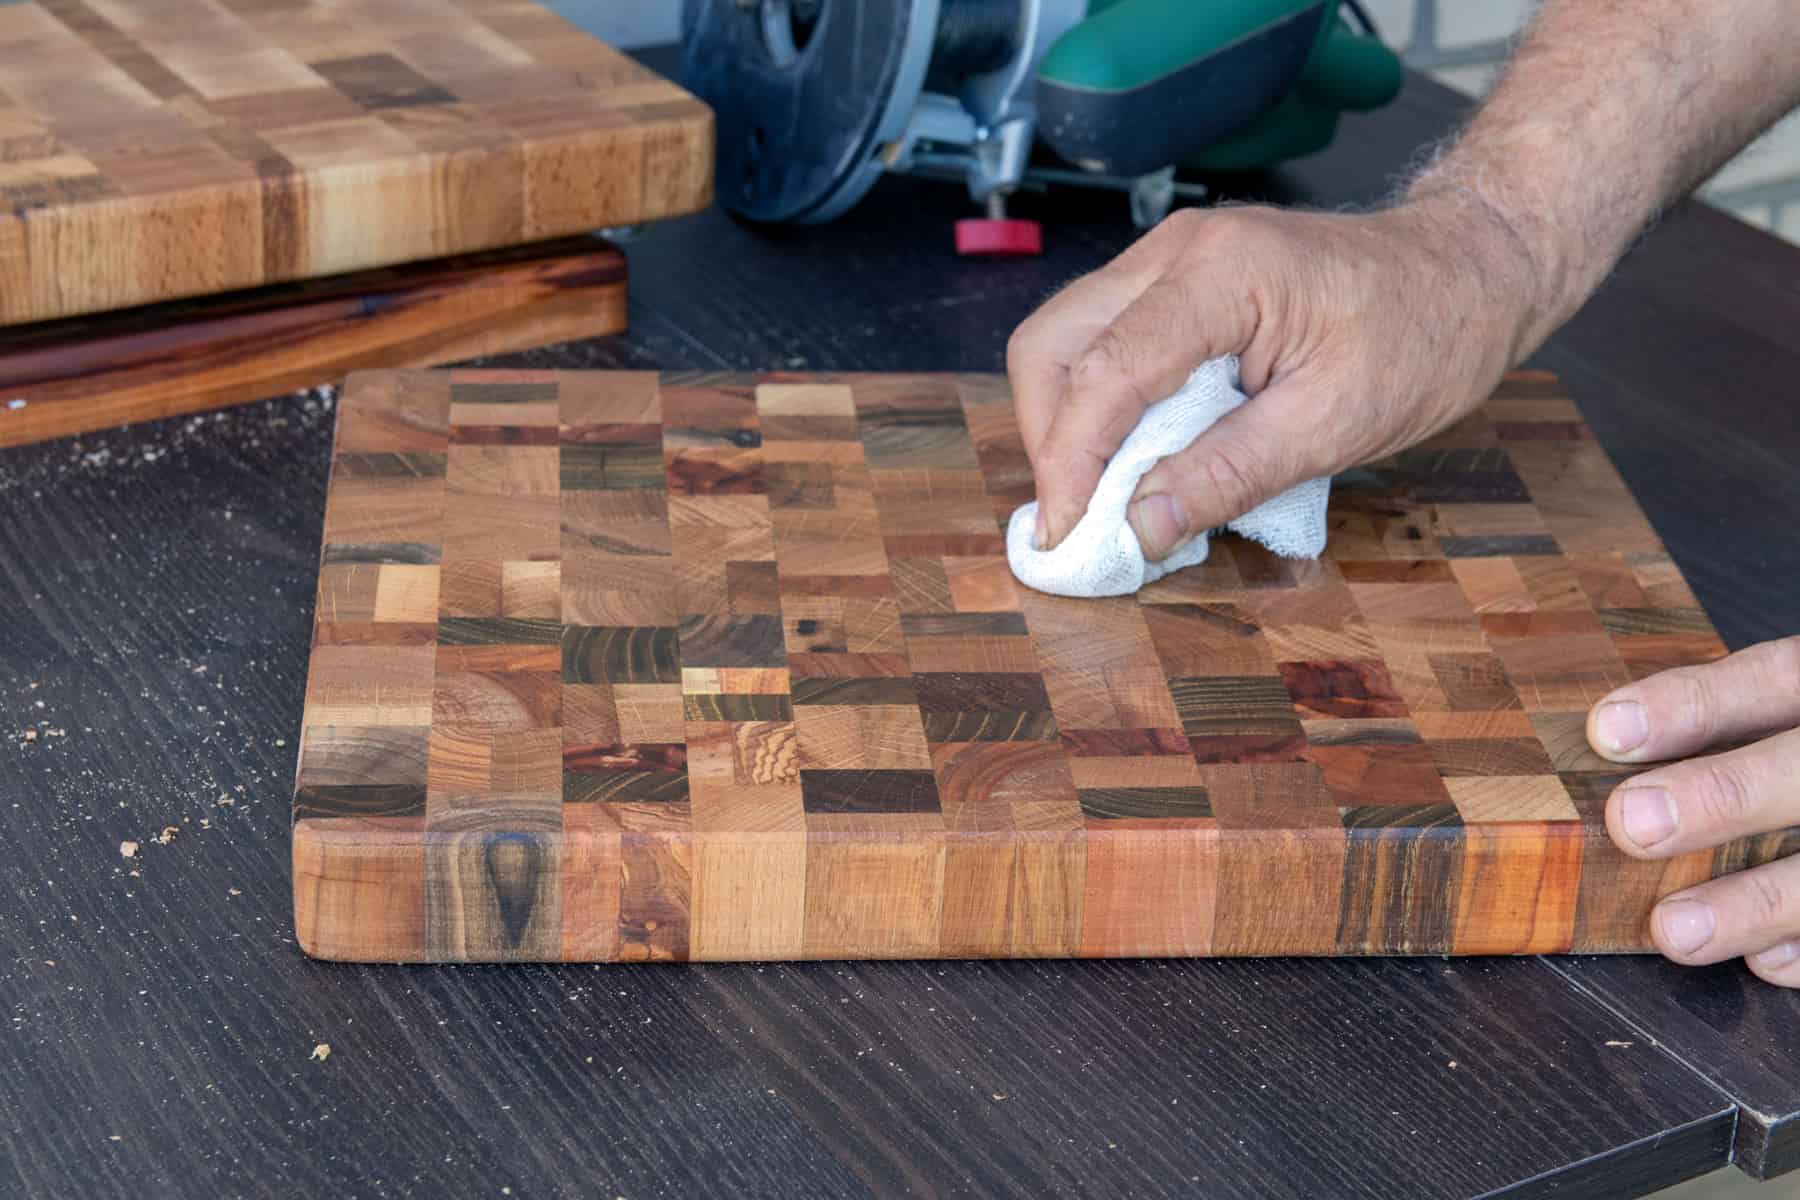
[1447,776,1580,823]
[441,491,557,560]
[322,476,445,547]
[304,645,436,726]
[501,561,560,618]
[561,553,678,626]
[612,683,685,744]
[446,445,559,495]
[427,727,561,795]
[795,705,931,771]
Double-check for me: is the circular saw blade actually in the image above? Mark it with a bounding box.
[681,0,940,224]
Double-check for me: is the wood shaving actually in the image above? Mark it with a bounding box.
[119,841,139,859]
[153,826,179,845]
[310,1043,331,1062]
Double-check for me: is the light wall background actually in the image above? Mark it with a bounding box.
[549,1,1800,244]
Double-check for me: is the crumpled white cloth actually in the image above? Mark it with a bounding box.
[1006,357,1329,598]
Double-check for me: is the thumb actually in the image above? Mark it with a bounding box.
[1125,377,1322,561]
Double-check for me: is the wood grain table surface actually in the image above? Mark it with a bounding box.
[3,61,1797,1196]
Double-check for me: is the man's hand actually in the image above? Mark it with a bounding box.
[1007,0,1800,560]
[1007,198,1540,559]
[1588,637,1800,984]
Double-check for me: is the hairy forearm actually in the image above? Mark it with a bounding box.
[1404,0,1800,354]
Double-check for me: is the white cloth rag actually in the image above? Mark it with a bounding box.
[1005,357,1330,598]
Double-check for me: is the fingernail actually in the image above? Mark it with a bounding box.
[1593,699,1649,756]
[1033,509,1048,552]
[1128,492,1189,560]
[1751,941,1800,969]
[1619,786,1677,849]
[1657,899,1716,956]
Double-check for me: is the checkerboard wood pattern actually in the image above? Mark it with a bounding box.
[0,0,711,325]
[293,368,1791,961]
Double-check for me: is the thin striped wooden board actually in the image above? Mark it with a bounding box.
[0,0,710,325]
[291,368,1796,961]
[0,235,627,446]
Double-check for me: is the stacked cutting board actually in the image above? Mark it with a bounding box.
[291,367,1793,962]
[0,0,710,444]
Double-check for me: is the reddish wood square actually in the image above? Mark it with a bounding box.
[294,369,1792,961]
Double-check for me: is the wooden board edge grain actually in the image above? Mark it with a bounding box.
[0,109,709,327]
[0,237,627,449]
[291,813,1752,961]
[292,817,430,963]
[295,819,625,964]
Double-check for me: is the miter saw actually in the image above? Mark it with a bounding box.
[680,0,1402,253]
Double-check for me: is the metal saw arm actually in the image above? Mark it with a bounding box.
[681,0,1400,233]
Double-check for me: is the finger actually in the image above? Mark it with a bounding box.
[1605,725,1800,858]
[1007,266,1151,469]
[1587,635,1800,763]
[1648,852,1800,967]
[1008,213,1198,468]
[1745,938,1800,987]
[1124,374,1326,560]
[1034,264,1259,549]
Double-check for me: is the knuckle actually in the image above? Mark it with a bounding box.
[1004,325,1028,369]
[1156,206,1209,241]
[1740,869,1791,931]
[1769,635,1800,698]
[1666,668,1720,745]
[1005,321,1044,373]
[1069,334,1145,405]
[1036,440,1102,484]
[1683,756,1756,833]
[1202,440,1270,517]
[1151,272,1204,321]
[1196,203,1250,236]
[1157,205,1267,261]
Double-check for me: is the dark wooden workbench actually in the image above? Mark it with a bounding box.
[2,69,1797,1196]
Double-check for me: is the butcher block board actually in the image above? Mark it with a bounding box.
[292,368,1791,962]
[0,0,710,326]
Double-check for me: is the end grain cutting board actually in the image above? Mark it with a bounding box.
[0,0,711,325]
[291,368,1797,962]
